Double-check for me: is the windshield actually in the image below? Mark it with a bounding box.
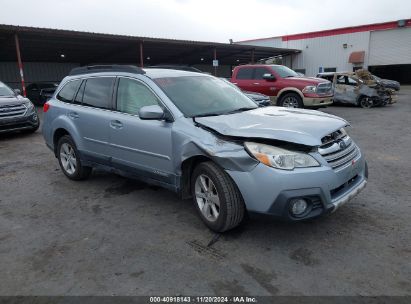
[154,76,257,117]
[0,82,15,96]
[219,78,241,92]
[270,65,299,78]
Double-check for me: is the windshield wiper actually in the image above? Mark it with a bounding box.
[224,107,256,115]
[192,112,223,118]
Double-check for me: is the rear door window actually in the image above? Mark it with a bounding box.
[56,80,81,103]
[82,77,115,109]
[236,68,254,80]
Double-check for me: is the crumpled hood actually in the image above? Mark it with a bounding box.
[195,106,348,146]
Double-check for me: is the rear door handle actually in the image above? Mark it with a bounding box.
[68,112,79,119]
[110,120,123,129]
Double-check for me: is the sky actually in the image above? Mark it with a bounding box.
[0,0,409,42]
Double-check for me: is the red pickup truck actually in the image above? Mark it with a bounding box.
[231,64,333,108]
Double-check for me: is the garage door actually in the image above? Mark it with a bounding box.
[369,27,411,66]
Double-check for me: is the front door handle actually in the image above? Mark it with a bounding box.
[110,120,123,129]
[253,82,260,85]
[68,112,79,119]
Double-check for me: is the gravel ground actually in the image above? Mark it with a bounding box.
[0,88,410,296]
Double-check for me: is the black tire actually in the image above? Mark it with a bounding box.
[358,96,373,108]
[191,161,245,232]
[57,135,92,180]
[277,92,303,108]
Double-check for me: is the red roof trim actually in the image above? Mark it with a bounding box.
[282,19,411,41]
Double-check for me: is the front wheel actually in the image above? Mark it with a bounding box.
[57,135,92,180]
[359,96,373,108]
[191,162,245,232]
[278,93,303,108]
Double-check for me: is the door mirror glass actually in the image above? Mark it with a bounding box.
[13,89,21,95]
[139,105,165,120]
[262,73,276,81]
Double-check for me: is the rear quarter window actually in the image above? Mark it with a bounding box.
[236,67,254,80]
[56,80,81,103]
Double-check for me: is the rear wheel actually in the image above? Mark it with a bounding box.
[57,135,92,180]
[191,162,245,232]
[278,92,303,108]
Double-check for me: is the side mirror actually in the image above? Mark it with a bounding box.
[139,105,167,120]
[262,73,276,81]
[14,89,21,95]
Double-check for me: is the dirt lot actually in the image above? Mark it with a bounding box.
[1,88,410,296]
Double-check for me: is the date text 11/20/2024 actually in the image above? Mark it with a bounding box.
[149,296,258,303]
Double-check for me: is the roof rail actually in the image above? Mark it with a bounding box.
[69,65,146,76]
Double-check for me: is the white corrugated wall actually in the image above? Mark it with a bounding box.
[238,37,283,48]
[369,27,411,66]
[237,33,371,76]
[283,31,370,76]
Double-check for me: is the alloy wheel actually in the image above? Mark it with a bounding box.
[282,96,300,108]
[360,97,373,108]
[60,143,77,175]
[194,174,220,222]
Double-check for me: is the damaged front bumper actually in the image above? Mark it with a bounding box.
[226,150,368,220]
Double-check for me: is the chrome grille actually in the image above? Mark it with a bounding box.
[317,82,333,95]
[318,135,360,170]
[0,104,27,118]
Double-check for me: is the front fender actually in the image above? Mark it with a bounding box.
[276,87,304,103]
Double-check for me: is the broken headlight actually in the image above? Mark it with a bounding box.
[244,142,320,170]
[302,85,317,94]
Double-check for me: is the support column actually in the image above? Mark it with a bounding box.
[139,42,144,68]
[14,33,26,96]
[251,49,255,64]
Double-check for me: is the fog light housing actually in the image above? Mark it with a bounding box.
[290,198,308,216]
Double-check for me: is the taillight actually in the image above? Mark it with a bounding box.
[43,102,50,113]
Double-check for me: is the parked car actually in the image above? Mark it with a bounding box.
[373,75,400,91]
[220,78,270,107]
[42,65,368,232]
[0,81,39,134]
[26,82,59,105]
[317,72,394,108]
[231,64,333,108]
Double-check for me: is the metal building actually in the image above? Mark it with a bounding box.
[0,24,299,93]
[237,19,411,83]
